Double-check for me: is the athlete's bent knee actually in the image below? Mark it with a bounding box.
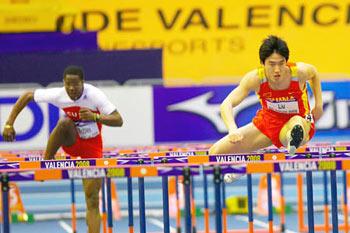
[86,199,99,211]
[86,194,99,210]
[56,118,75,131]
[209,144,221,155]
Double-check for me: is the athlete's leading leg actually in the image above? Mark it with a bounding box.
[83,178,103,233]
[209,123,272,155]
[279,115,313,153]
[209,123,272,182]
[44,118,77,160]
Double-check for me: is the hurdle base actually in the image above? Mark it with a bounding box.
[300,223,348,232]
[151,230,280,233]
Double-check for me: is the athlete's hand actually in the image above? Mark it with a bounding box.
[228,131,243,144]
[311,105,323,121]
[79,107,95,121]
[2,125,16,142]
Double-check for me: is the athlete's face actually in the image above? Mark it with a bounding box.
[64,74,84,101]
[263,53,289,84]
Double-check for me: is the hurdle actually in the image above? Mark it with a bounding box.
[297,171,350,232]
[1,145,350,233]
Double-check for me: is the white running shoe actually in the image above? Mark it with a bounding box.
[223,173,244,183]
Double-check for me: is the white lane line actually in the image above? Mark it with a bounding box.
[235,215,298,233]
[148,217,177,233]
[58,220,73,233]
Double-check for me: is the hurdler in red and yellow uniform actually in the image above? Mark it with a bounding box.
[253,63,315,148]
[209,35,323,184]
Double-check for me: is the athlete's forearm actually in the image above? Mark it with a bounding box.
[98,111,123,127]
[220,101,238,134]
[6,91,34,125]
[220,73,255,134]
[309,73,323,108]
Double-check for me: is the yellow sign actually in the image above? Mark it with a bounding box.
[1,0,350,85]
[0,0,75,33]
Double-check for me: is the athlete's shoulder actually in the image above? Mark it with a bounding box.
[83,83,110,103]
[296,62,317,81]
[83,83,97,91]
[83,83,103,95]
[34,87,64,102]
[240,69,260,92]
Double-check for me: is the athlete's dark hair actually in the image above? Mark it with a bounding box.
[259,35,289,64]
[63,65,84,80]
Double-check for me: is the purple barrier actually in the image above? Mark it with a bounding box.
[0,31,97,53]
[0,49,162,85]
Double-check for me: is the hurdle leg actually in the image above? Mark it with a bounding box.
[191,176,197,233]
[214,166,222,233]
[162,176,170,233]
[306,171,315,233]
[106,178,114,233]
[323,171,330,233]
[138,177,146,233]
[267,173,273,233]
[343,171,349,233]
[297,173,306,232]
[183,167,192,233]
[101,179,107,233]
[279,173,286,233]
[203,170,210,233]
[175,176,182,233]
[70,179,77,233]
[222,177,227,233]
[1,174,10,233]
[127,177,134,233]
[330,170,339,233]
[247,174,254,233]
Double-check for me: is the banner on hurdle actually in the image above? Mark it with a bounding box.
[1,150,350,181]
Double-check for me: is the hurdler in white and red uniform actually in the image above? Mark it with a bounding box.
[2,65,123,233]
[34,83,116,158]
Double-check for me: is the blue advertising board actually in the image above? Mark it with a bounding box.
[153,81,350,143]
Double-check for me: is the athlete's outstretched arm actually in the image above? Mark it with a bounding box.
[2,91,34,141]
[298,62,323,121]
[220,70,259,134]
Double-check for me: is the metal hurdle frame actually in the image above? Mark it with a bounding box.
[297,171,350,232]
[1,146,350,233]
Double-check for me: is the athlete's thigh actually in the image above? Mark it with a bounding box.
[82,178,103,197]
[54,118,77,146]
[210,123,272,154]
[236,123,272,151]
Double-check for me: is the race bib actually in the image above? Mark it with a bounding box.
[266,100,299,114]
[75,122,99,139]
